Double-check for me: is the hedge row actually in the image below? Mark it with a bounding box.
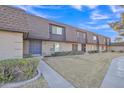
[0,58,39,84]
[51,51,85,56]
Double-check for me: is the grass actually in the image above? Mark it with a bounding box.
[44,52,124,88]
[19,76,48,88]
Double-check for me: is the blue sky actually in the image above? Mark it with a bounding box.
[15,5,124,41]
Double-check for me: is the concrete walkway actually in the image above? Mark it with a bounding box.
[39,59,74,88]
[101,56,124,88]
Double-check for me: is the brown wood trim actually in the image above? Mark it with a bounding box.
[76,30,86,33]
[86,43,105,45]
[98,44,107,46]
[26,38,78,43]
[49,23,66,28]
[0,29,24,33]
[26,38,110,46]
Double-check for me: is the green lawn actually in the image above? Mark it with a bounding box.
[44,52,124,88]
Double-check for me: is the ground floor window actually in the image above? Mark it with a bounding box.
[54,43,60,52]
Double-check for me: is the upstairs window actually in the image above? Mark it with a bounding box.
[82,33,86,39]
[93,35,97,40]
[77,32,80,38]
[104,38,106,42]
[77,32,86,39]
[51,25,63,35]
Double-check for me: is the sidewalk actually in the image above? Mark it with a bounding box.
[101,56,124,88]
[39,59,74,88]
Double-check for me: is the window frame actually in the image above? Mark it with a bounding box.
[77,31,80,38]
[51,25,63,35]
[76,31,86,40]
[54,42,60,52]
[93,35,97,41]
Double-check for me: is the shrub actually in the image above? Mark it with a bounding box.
[88,50,98,53]
[51,51,84,56]
[111,50,115,52]
[0,58,39,84]
[119,50,124,53]
[23,54,33,58]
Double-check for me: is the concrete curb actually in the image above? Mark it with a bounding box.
[1,61,42,88]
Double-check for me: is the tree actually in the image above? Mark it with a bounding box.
[109,6,124,32]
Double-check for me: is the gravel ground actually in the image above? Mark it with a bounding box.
[44,52,124,88]
[19,76,48,88]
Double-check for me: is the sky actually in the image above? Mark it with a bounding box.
[14,5,124,41]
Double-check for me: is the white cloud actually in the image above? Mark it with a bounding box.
[85,5,98,9]
[15,5,62,19]
[109,5,124,13]
[86,21,96,24]
[70,5,83,11]
[90,10,110,20]
[71,5,98,11]
[93,24,110,29]
[109,5,124,18]
[27,9,61,19]
[79,24,110,30]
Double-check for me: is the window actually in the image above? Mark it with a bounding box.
[93,35,97,40]
[51,25,63,35]
[104,38,106,43]
[54,43,60,52]
[77,32,86,39]
[77,32,80,38]
[82,33,86,39]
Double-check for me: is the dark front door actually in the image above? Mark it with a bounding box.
[30,40,41,55]
[82,44,86,52]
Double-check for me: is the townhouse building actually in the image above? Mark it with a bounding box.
[0,6,111,60]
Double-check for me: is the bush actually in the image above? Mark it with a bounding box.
[88,50,98,53]
[111,50,115,52]
[23,54,33,58]
[0,58,39,84]
[51,51,84,56]
[119,50,124,53]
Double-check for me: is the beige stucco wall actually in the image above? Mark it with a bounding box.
[24,40,82,56]
[86,44,98,51]
[110,46,124,52]
[23,40,30,55]
[42,41,73,56]
[78,44,82,51]
[99,45,106,52]
[0,31,23,60]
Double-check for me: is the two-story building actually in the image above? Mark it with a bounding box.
[0,6,111,60]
